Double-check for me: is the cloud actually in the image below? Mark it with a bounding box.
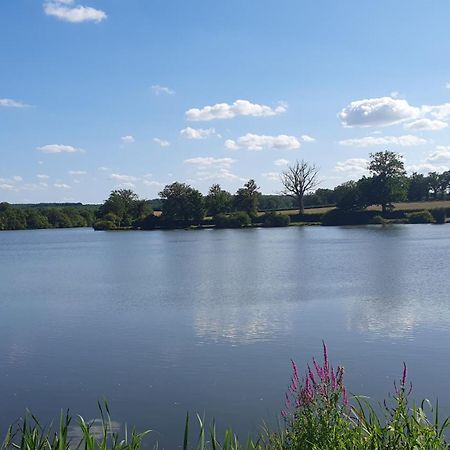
[68,170,87,175]
[37,174,49,180]
[334,158,369,176]
[109,174,138,183]
[0,98,30,108]
[274,158,290,166]
[180,127,216,139]
[186,99,287,121]
[225,133,300,151]
[54,183,71,189]
[301,134,316,143]
[97,166,111,171]
[338,96,420,127]
[37,144,81,153]
[43,1,107,23]
[184,157,239,181]
[0,183,15,191]
[12,176,23,182]
[121,135,135,144]
[406,146,450,174]
[262,172,280,181]
[339,135,426,148]
[404,118,448,131]
[151,85,175,96]
[142,179,165,188]
[422,103,450,121]
[153,138,170,147]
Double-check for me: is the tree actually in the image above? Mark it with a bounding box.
[280,160,320,214]
[427,172,440,199]
[97,189,152,228]
[367,151,407,212]
[438,171,450,200]
[408,172,429,201]
[205,184,233,216]
[234,179,261,216]
[159,182,204,223]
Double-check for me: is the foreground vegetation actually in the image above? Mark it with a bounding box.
[3,345,449,449]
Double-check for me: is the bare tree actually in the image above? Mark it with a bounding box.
[280,160,320,214]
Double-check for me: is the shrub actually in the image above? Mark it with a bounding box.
[371,215,388,225]
[214,212,251,228]
[262,212,290,227]
[93,220,117,231]
[141,214,161,230]
[322,209,373,226]
[406,210,435,224]
[430,208,447,224]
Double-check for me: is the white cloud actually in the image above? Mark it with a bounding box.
[422,103,450,121]
[338,96,420,127]
[186,99,287,121]
[12,176,23,182]
[151,85,175,96]
[274,158,290,166]
[109,174,138,183]
[225,133,301,151]
[262,172,280,181]
[43,1,107,23]
[339,135,427,148]
[184,157,239,181]
[69,170,87,175]
[301,134,316,143]
[0,183,15,191]
[404,118,448,131]
[97,166,111,171]
[0,98,29,108]
[153,138,170,147]
[37,174,49,180]
[407,146,450,174]
[334,158,369,176]
[142,180,165,188]
[121,135,135,144]
[180,127,216,139]
[37,144,81,153]
[446,83,450,89]
[54,183,71,189]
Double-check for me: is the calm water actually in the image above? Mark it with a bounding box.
[1,226,450,447]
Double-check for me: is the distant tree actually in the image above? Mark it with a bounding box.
[280,160,320,214]
[367,151,407,212]
[205,184,233,216]
[408,172,429,201]
[334,181,364,210]
[438,171,450,200]
[98,189,151,227]
[159,182,204,223]
[234,179,261,216]
[427,172,441,199]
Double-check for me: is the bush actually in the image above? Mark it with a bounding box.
[93,220,117,231]
[141,214,161,230]
[289,212,324,223]
[214,212,251,228]
[430,208,447,224]
[406,210,435,224]
[371,215,389,225]
[262,212,290,227]
[322,209,374,226]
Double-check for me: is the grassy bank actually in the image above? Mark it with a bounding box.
[3,344,449,449]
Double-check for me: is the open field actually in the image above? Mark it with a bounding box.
[273,200,450,216]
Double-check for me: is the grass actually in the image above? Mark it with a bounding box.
[3,344,449,449]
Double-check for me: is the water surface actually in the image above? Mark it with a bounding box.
[0,226,449,447]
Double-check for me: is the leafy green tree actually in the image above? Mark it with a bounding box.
[426,172,441,199]
[25,210,50,229]
[367,151,407,212]
[408,172,429,201]
[98,189,152,227]
[234,179,261,215]
[205,184,233,216]
[334,180,368,210]
[438,170,450,199]
[280,160,320,214]
[159,182,204,223]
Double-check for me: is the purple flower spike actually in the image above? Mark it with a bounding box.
[401,362,407,387]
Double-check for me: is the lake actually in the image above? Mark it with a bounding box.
[0,225,449,447]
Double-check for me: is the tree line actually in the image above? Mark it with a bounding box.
[0,203,97,231]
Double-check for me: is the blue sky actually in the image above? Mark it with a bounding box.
[2,0,450,203]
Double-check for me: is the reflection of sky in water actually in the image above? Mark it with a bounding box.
[1,226,450,448]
